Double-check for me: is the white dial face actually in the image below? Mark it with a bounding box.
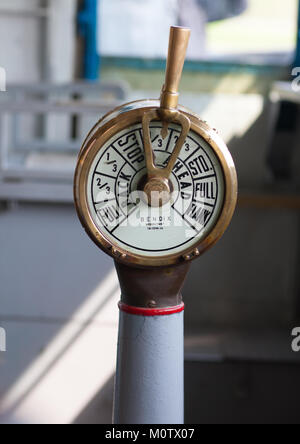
[87,123,225,257]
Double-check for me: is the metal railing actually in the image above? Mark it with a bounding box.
[0,81,127,202]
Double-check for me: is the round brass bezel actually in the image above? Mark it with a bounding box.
[74,100,238,268]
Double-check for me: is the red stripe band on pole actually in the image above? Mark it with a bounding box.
[118,302,185,317]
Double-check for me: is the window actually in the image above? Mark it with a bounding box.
[99,0,298,65]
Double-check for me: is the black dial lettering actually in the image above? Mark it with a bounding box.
[118,133,137,147]
[188,155,210,177]
[186,203,211,225]
[173,161,183,174]
[196,181,216,199]
[98,204,120,227]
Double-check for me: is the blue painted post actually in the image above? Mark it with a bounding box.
[78,0,100,81]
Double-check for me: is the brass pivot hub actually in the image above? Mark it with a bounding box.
[144,177,171,207]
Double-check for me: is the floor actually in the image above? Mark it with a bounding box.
[0,202,119,424]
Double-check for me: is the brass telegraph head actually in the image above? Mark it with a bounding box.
[74,27,237,269]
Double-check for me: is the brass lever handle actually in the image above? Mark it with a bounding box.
[142,26,191,205]
[160,26,191,112]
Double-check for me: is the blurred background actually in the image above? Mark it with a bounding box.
[0,0,300,424]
